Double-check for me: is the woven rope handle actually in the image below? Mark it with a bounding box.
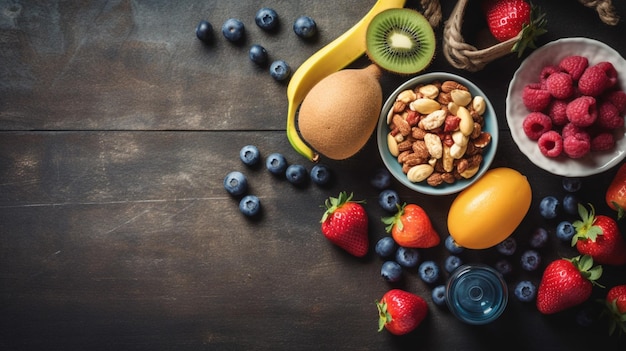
[442,0,519,72]
[578,0,620,25]
[420,0,442,27]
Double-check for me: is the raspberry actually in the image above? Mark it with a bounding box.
[604,90,626,113]
[563,135,591,159]
[591,132,615,151]
[522,112,552,140]
[522,83,552,112]
[566,96,597,127]
[545,72,574,99]
[595,61,618,89]
[539,65,562,86]
[558,55,588,81]
[547,99,569,126]
[597,101,625,129]
[578,65,610,96]
[561,123,590,142]
[537,131,563,157]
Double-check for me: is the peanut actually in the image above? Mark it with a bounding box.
[472,96,486,115]
[397,89,417,104]
[423,133,443,159]
[407,164,434,183]
[387,133,399,157]
[457,106,474,136]
[410,98,441,114]
[451,89,472,107]
[418,84,439,99]
[418,109,447,130]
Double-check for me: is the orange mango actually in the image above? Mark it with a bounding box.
[447,167,532,249]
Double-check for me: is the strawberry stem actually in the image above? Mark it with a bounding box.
[376,300,392,332]
[571,203,604,246]
[512,3,547,57]
[567,255,604,287]
[381,203,407,233]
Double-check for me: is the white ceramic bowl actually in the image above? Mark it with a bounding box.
[377,72,499,195]
[506,37,626,176]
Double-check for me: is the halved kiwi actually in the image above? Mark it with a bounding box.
[365,8,436,75]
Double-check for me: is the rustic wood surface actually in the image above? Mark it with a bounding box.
[1,1,625,350]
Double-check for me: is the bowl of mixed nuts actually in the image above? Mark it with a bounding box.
[376,72,499,195]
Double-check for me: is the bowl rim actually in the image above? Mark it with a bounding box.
[377,72,499,195]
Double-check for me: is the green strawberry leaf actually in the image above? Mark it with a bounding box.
[572,203,604,246]
[381,203,406,233]
[612,201,625,221]
[376,300,392,332]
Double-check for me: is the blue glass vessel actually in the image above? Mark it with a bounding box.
[445,264,508,325]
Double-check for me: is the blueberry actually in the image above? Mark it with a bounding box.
[496,237,517,256]
[375,237,397,258]
[224,171,248,196]
[444,255,463,273]
[378,189,400,212]
[418,260,440,284]
[530,227,549,248]
[285,164,308,185]
[556,220,576,242]
[444,235,464,254]
[293,15,317,39]
[395,247,419,268]
[513,280,537,302]
[370,168,391,190]
[431,285,447,307]
[249,44,269,66]
[563,194,580,216]
[265,153,288,176]
[195,20,214,44]
[310,164,332,185]
[381,261,403,283]
[255,7,279,31]
[520,250,541,271]
[539,195,560,219]
[239,195,261,217]
[221,18,245,42]
[562,177,582,192]
[239,145,261,166]
[494,259,513,276]
[269,60,291,81]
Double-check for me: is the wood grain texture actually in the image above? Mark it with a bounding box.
[1,0,626,350]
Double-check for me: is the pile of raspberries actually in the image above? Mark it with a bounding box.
[521,55,625,158]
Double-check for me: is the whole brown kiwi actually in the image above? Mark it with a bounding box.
[297,64,383,160]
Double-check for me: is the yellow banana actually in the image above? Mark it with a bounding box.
[286,0,407,162]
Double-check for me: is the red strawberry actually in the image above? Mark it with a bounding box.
[536,255,602,314]
[606,163,626,220]
[604,284,626,336]
[382,203,440,248]
[572,203,626,266]
[320,191,369,257]
[482,0,547,55]
[377,289,428,335]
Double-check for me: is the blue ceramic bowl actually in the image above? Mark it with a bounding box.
[376,72,499,195]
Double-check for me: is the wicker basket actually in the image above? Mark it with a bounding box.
[442,0,620,72]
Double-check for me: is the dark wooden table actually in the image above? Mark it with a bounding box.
[2,1,625,350]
